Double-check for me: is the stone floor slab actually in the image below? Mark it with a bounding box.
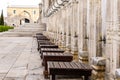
[0,37,90,80]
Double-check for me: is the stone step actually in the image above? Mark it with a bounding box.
[9,28,45,32]
[1,31,42,37]
[1,23,46,37]
[21,23,40,27]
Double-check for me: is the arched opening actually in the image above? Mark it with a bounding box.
[20,18,30,25]
[25,18,30,23]
[19,10,31,25]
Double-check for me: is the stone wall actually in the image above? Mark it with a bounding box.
[6,5,40,27]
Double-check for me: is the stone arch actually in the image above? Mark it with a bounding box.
[19,10,32,25]
[20,18,30,25]
[20,10,31,18]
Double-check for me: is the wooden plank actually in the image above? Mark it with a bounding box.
[54,62,60,68]
[74,62,83,69]
[58,62,66,68]
[80,63,89,69]
[51,53,54,56]
[73,62,82,69]
[48,62,54,68]
[70,62,79,69]
[43,52,45,55]
[64,62,73,68]
[58,53,62,56]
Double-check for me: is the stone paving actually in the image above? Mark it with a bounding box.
[0,37,43,80]
[0,23,83,80]
[0,37,83,80]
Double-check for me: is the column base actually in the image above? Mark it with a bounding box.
[105,72,116,80]
[115,69,120,80]
[65,47,71,52]
[91,65,105,80]
[58,43,62,48]
[92,70,105,80]
[79,51,88,63]
[71,51,78,61]
[60,45,66,51]
[92,65,105,71]
[91,57,106,80]
[79,56,88,64]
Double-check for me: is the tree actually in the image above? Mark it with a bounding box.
[0,10,4,25]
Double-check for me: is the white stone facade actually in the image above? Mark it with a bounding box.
[5,5,40,27]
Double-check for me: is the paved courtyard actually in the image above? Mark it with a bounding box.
[0,37,83,80]
[0,37,44,80]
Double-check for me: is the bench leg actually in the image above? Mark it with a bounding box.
[43,71,48,79]
[50,74,55,80]
[84,76,89,80]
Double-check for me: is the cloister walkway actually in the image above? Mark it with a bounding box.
[0,24,82,80]
[0,36,83,80]
[0,23,45,80]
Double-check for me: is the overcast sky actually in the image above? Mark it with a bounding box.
[0,0,42,17]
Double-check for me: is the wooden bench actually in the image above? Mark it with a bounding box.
[40,48,64,58]
[36,35,50,44]
[37,39,50,49]
[36,35,50,41]
[43,52,73,78]
[37,41,54,51]
[48,62,92,80]
[36,33,43,35]
[40,45,58,48]
[39,45,58,51]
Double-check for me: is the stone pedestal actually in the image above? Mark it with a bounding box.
[92,66,105,80]
[115,69,120,80]
[71,36,78,61]
[72,51,79,61]
[65,35,71,52]
[60,34,66,51]
[58,33,62,48]
[79,51,88,63]
[91,57,106,80]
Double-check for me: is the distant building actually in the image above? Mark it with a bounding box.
[5,5,39,27]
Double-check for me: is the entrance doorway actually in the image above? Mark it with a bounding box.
[25,18,30,23]
[20,18,30,25]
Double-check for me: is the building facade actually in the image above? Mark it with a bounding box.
[40,0,120,80]
[6,5,40,27]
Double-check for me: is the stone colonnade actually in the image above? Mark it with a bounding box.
[41,0,120,79]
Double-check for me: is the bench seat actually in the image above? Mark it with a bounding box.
[43,52,73,78]
[48,61,92,80]
[40,48,64,58]
[37,40,54,50]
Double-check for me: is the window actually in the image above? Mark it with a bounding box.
[13,10,16,14]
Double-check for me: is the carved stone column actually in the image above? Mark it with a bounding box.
[78,0,88,63]
[89,0,107,80]
[66,3,72,52]
[53,13,58,44]
[58,11,62,47]
[105,0,119,80]
[56,14,60,46]
[38,3,42,24]
[116,0,120,69]
[56,12,61,45]
[95,0,102,57]
[88,0,96,63]
[65,5,70,52]
[60,8,66,50]
[49,15,55,42]
[113,1,120,78]
[70,0,79,61]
